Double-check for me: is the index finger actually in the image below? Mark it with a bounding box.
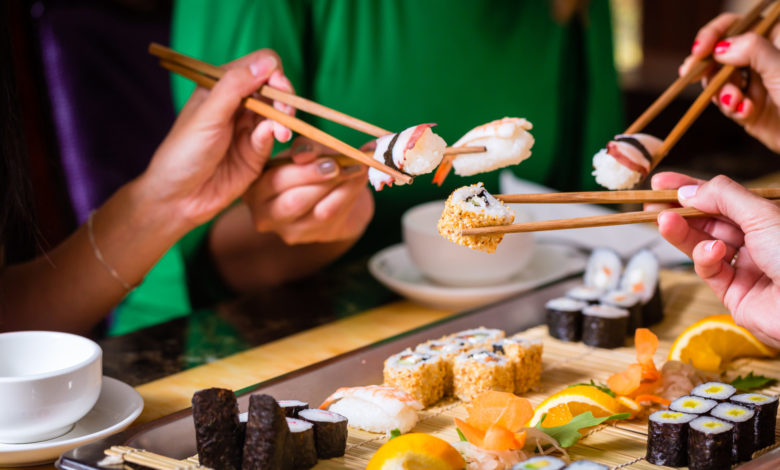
[692,13,741,58]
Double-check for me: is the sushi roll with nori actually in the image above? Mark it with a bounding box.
[565,285,604,305]
[298,408,348,458]
[452,349,514,401]
[511,455,566,470]
[192,387,243,470]
[415,339,470,396]
[669,396,718,415]
[730,392,778,450]
[242,394,290,470]
[383,349,447,406]
[284,418,318,469]
[278,400,309,418]
[621,249,663,326]
[564,461,609,470]
[710,402,755,463]
[599,290,642,334]
[438,184,515,253]
[584,248,623,292]
[581,305,629,349]
[492,335,543,394]
[646,410,696,467]
[365,123,446,190]
[691,382,736,402]
[688,416,734,470]
[592,133,661,190]
[450,327,505,347]
[545,297,586,342]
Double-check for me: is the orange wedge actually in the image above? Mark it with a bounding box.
[529,385,621,427]
[366,433,465,470]
[616,396,643,419]
[668,314,777,372]
[540,403,574,427]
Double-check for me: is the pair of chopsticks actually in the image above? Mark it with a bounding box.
[460,188,780,235]
[100,445,209,470]
[630,0,780,170]
[148,43,482,182]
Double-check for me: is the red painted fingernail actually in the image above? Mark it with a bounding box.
[714,40,731,54]
[721,94,732,106]
[737,101,746,113]
[691,40,699,53]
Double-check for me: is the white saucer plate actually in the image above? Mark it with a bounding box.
[0,376,143,467]
[369,243,586,310]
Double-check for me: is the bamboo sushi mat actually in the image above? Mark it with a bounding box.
[317,270,780,469]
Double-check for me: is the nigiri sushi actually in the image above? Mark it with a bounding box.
[320,385,423,434]
[365,123,446,190]
[592,133,662,190]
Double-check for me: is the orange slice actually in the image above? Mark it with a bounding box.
[616,396,643,419]
[668,314,777,372]
[529,385,621,427]
[366,433,465,470]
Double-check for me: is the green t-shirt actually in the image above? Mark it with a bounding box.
[110,0,623,335]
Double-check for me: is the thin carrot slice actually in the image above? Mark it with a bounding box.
[466,391,534,432]
[431,155,453,186]
[635,329,660,376]
[635,394,672,407]
[607,363,643,396]
[483,424,522,451]
[454,417,485,448]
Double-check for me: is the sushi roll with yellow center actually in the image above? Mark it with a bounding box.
[438,183,514,253]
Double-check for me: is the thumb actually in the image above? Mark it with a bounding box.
[714,32,780,81]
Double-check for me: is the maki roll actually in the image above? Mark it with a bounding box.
[451,327,506,347]
[284,418,318,469]
[669,396,718,415]
[545,297,587,342]
[599,290,641,334]
[452,349,514,401]
[298,409,348,458]
[511,455,566,470]
[710,402,755,463]
[438,184,515,253]
[581,305,629,349]
[449,118,535,177]
[621,249,663,326]
[278,400,309,418]
[492,335,543,394]
[730,392,778,449]
[584,248,623,292]
[688,416,734,470]
[564,461,609,470]
[415,339,470,396]
[646,410,696,467]
[592,133,661,190]
[383,349,447,406]
[365,123,446,190]
[565,285,604,305]
[192,387,243,470]
[691,382,736,402]
[242,394,290,470]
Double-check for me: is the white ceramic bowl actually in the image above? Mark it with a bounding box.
[402,200,534,287]
[0,331,102,443]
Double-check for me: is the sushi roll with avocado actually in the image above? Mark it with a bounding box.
[452,349,514,401]
[383,349,447,406]
[584,248,623,292]
[565,285,604,305]
[691,382,736,402]
[621,249,663,326]
[669,396,718,415]
[599,290,642,334]
[710,402,756,462]
[284,418,318,469]
[438,183,514,253]
[298,408,348,459]
[565,461,608,470]
[545,297,586,342]
[646,410,696,467]
[581,305,629,349]
[492,335,543,394]
[242,394,291,470]
[592,133,661,190]
[450,327,505,347]
[730,392,779,449]
[192,387,243,470]
[688,416,734,470]
[511,455,566,470]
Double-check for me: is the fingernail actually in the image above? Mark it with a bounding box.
[691,40,699,53]
[317,158,338,176]
[341,164,363,175]
[721,94,732,106]
[678,184,699,201]
[293,144,313,155]
[714,40,730,55]
[249,56,277,77]
[737,101,745,113]
[705,240,718,252]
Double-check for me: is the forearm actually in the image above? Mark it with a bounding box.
[209,203,357,291]
[0,177,192,334]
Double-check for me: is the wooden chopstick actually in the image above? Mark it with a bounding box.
[496,187,780,204]
[624,0,772,135]
[158,58,413,184]
[652,0,780,167]
[103,445,210,470]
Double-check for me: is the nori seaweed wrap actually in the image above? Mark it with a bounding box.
[192,387,243,470]
[581,305,628,349]
[544,297,586,342]
[298,408,348,459]
[278,400,309,418]
[646,410,695,467]
[284,418,318,469]
[688,416,734,470]
[599,290,641,334]
[242,394,290,470]
[730,392,778,450]
[711,402,755,463]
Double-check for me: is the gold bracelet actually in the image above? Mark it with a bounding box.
[87,210,135,292]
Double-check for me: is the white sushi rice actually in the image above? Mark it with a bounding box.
[711,403,754,423]
[592,148,643,190]
[689,416,733,434]
[403,127,446,175]
[452,327,506,345]
[599,290,640,308]
[327,396,418,434]
[691,382,737,401]
[566,284,603,303]
[385,350,441,369]
[452,117,534,176]
[730,392,778,405]
[450,185,514,219]
[415,339,468,356]
[566,460,610,470]
[513,455,566,470]
[582,304,629,319]
[621,249,659,304]
[584,248,623,292]
[545,297,587,312]
[670,396,718,414]
[649,410,696,424]
[286,417,314,431]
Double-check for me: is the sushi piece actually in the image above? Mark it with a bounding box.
[192,387,243,470]
[365,123,446,190]
[584,248,623,292]
[545,297,587,342]
[242,394,290,470]
[438,183,515,253]
[278,400,309,418]
[565,461,609,470]
[565,284,604,305]
[450,327,506,347]
[320,385,422,434]
[669,395,718,415]
[599,290,642,334]
[511,455,566,470]
[691,382,736,402]
[452,349,514,401]
[414,339,470,396]
[710,402,756,463]
[688,416,734,470]
[297,409,348,459]
[621,249,663,326]
[492,335,543,394]
[283,418,318,469]
[581,305,629,349]
[646,410,696,467]
[592,133,662,190]
[383,349,447,406]
[730,392,778,450]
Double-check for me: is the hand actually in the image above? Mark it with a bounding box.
[680,13,780,152]
[651,172,780,348]
[138,49,295,229]
[243,136,374,245]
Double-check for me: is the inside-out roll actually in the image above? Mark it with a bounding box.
[438,183,514,253]
[365,123,447,190]
[592,133,662,190]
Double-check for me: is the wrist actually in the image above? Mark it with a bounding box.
[122,175,196,240]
